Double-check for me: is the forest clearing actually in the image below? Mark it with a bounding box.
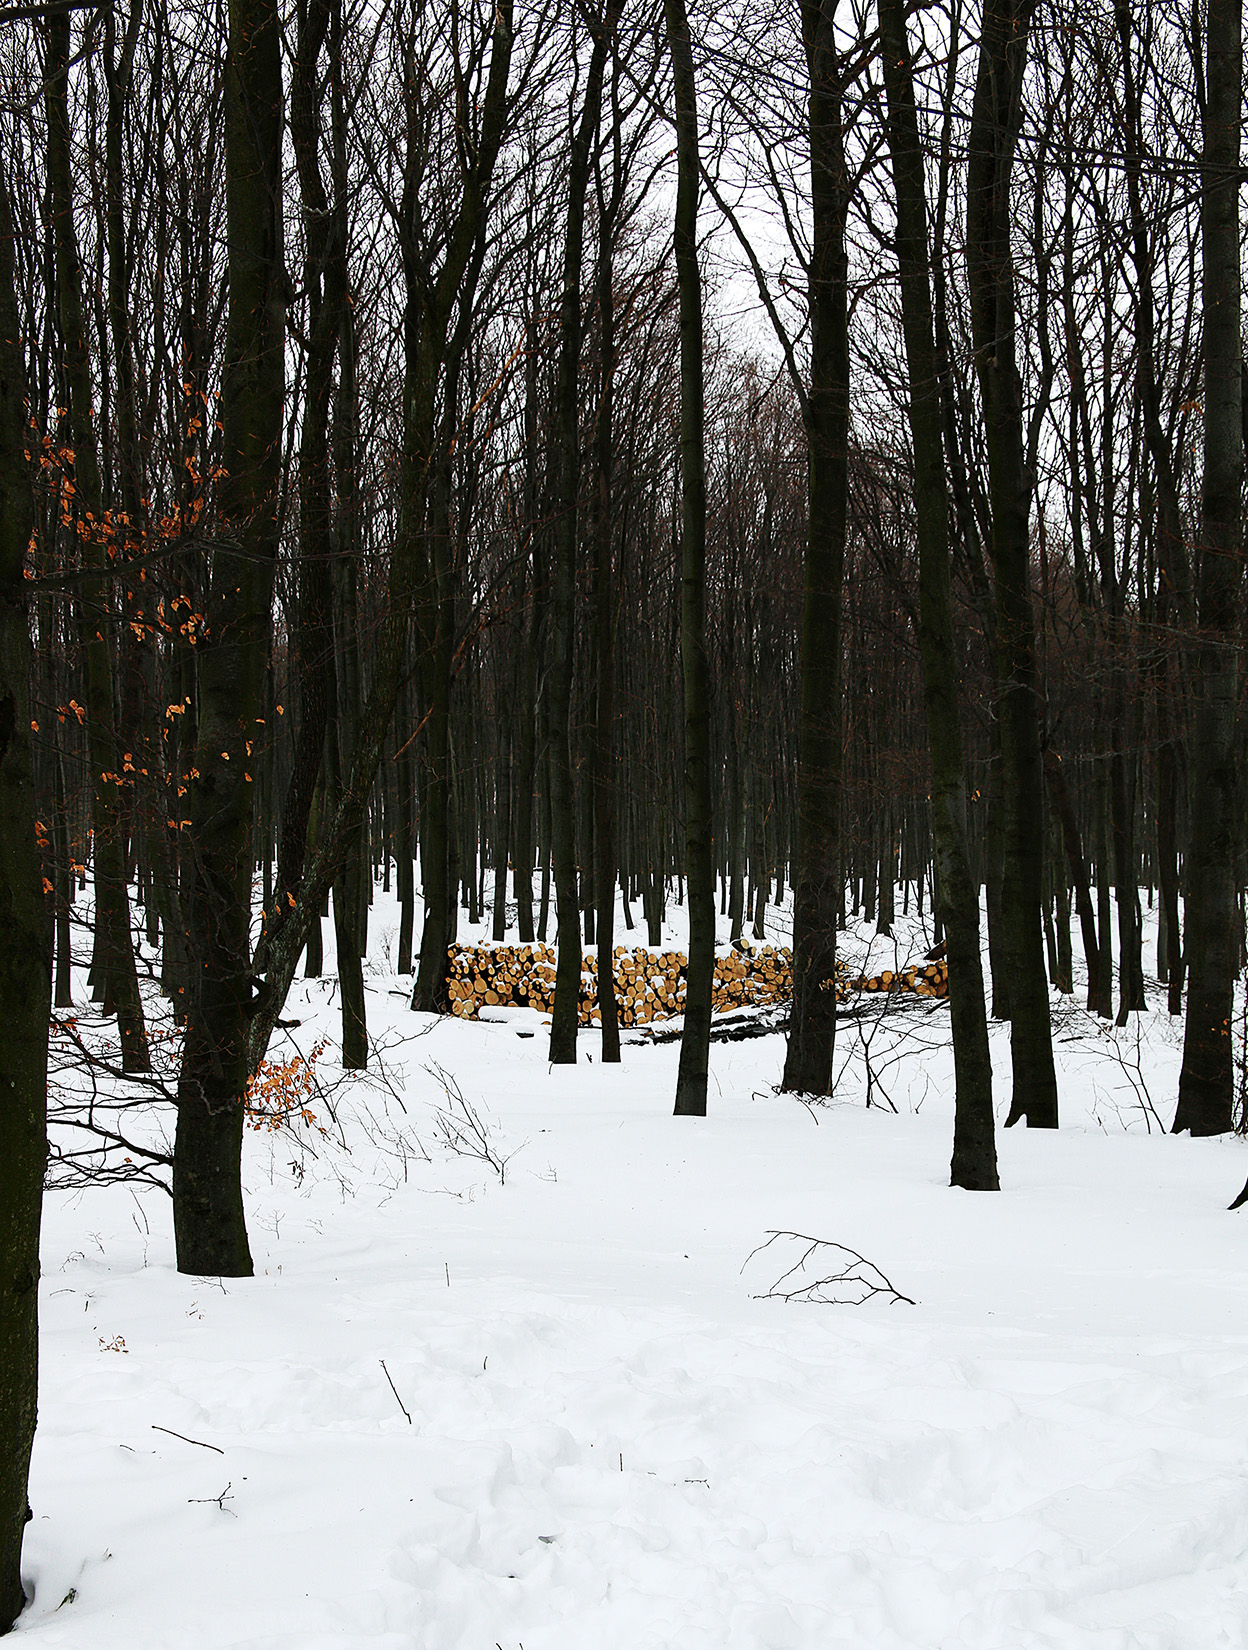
[15,888,1248,1648]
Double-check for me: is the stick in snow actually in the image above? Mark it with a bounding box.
[151,1425,224,1454]
[380,1358,412,1424]
[743,1231,917,1306]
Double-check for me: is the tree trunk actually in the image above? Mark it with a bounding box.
[880,0,998,1190]
[1177,0,1242,1138]
[665,0,714,1116]
[46,9,149,1074]
[548,15,610,1065]
[173,0,285,1275]
[0,162,51,1636]
[593,128,621,1063]
[268,0,343,952]
[1044,749,1101,1011]
[780,0,848,1098]
[966,0,1058,1128]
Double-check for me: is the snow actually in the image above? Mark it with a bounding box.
[17,892,1248,1648]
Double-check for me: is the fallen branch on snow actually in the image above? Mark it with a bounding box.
[743,1230,917,1306]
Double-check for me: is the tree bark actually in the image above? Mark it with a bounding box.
[268,0,344,946]
[0,161,51,1637]
[45,8,149,1074]
[173,0,285,1275]
[1044,749,1101,1011]
[548,13,610,1065]
[666,0,714,1116]
[593,117,621,1063]
[780,0,847,1098]
[880,0,998,1189]
[965,0,1058,1128]
[1177,0,1242,1138]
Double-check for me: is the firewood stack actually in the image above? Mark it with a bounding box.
[442,941,799,1026]
[845,959,950,999]
[441,942,949,1025]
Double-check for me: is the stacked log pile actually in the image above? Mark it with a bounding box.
[441,941,948,1025]
[443,941,797,1027]
[843,959,949,1000]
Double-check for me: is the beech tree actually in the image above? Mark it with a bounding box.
[879,0,997,1189]
[171,0,285,1277]
[964,0,1059,1129]
[0,160,50,1635]
[665,0,715,1116]
[1176,0,1241,1141]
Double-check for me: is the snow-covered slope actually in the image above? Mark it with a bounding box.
[18,893,1248,1648]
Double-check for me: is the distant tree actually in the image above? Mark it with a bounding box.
[548,5,611,1065]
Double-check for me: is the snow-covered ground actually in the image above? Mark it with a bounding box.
[17,889,1248,1648]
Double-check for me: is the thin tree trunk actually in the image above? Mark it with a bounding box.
[46,9,149,1074]
[267,0,343,950]
[1044,749,1100,1010]
[593,126,621,1062]
[548,15,610,1064]
[1157,732,1183,1012]
[396,725,415,973]
[1094,761,1114,1019]
[666,0,714,1116]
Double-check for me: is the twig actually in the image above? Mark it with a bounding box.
[425,1062,519,1182]
[152,1424,224,1454]
[743,1230,917,1306]
[379,1358,412,1424]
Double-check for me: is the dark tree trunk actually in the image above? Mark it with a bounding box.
[1157,733,1183,1013]
[780,0,848,1098]
[593,123,621,1063]
[666,0,714,1116]
[1044,750,1100,1010]
[548,15,610,1065]
[1093,763,1114,1020]
[966,0,1058,1128]
[54,753,73,1008]
[46,9,149,1074]
[268,0,344,949]
[0,163,51,1637]
[983,741,1010,1019]
[1177,0,1242,1139]
[412,489,454,1014]
[396,728,415,973]
[512,318,541,946]
[492,706,511,943]
[880,0,998,1189]
[173,0,285,1275]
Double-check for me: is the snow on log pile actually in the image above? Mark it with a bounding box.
[443,942,949,1025]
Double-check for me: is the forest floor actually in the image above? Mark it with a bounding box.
[18,890,1248,1648]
